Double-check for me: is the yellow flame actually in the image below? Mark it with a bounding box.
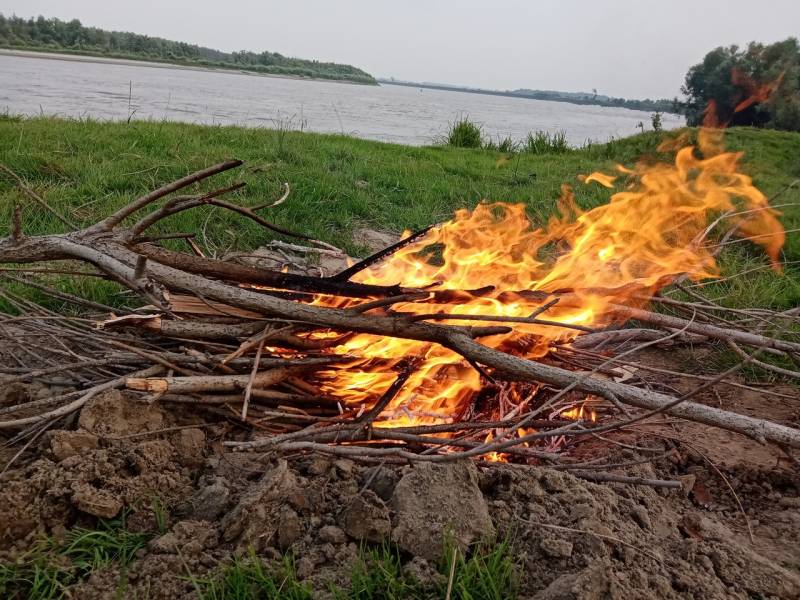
[560,404,598,422]
[309,129,783,428]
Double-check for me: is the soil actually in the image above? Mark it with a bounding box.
[1,350,799,599]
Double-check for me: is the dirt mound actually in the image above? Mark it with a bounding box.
[1,386,799,598]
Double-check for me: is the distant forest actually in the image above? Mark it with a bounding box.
[380,80,679,115]
[0,14,376,84]
[509,89,679,114]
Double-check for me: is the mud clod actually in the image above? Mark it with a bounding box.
[78,389,165,435]
[49,430,99,461]
[540,537,573,559]
[391,461,495,561]
[150,520,217,556]
[220,459,305,551]
[340,490,391,543]
[319,525,348,544]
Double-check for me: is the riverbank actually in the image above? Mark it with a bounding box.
[0,48,376,86]
[0,116,797,310]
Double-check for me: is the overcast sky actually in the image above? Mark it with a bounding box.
[3,0,799,98]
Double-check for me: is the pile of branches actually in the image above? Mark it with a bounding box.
[1,160,798,483]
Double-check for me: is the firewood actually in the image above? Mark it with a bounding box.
[1,158,798,464]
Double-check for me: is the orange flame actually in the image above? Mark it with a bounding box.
[307,129,784,429]
[732,68,785,113]
[560,403,598,422]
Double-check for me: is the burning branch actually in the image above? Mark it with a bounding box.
[1,147,798,473]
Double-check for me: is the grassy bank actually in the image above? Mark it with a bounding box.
[0,116,798,309]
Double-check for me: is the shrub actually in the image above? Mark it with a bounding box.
[523,130,570,154]
[445,116,483,148]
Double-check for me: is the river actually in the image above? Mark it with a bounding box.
[0,51,684,146]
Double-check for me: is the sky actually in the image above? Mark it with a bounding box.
[2,0,799,99]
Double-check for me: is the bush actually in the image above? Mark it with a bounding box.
[523,130,570,154]
[445,116,483,148]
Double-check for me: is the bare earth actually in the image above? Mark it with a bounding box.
[1,349,799,599]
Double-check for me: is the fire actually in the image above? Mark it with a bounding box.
[560,403,598,423]
[304,127,784,430]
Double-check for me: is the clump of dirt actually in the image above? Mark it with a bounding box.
[1,380,799,598]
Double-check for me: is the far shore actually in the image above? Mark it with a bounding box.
[0,48,373,86]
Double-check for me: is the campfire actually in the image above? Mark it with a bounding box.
[1,124,798,479]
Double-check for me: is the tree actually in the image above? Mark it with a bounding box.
[682,38,800,131]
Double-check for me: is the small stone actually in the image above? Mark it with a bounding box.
[540,537,573,559]
[673,573,693,592]
[630,505,651,530]
[679,512,732,541]
[50,430,99,461]
[188,478,230,521]
[277,506,303,550]
[341,491,391,543]
[569,503,594,523]
[150,521,217,556]
[306,456,332,476]
[296,557,315,580]
[353,228,399,253]
[698,555,714,571]
[319,525,348,544]
[72,483,122,519]
[361,466,398,501]
[172,428,206,467]
[322,542,337,561]
[677,474,696,498]
[333,458,354,477]
[134,440,173,472]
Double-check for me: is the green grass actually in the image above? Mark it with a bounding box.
[0,513,151,599]
[190,551,313,600]
[191,541,517,600]
[445,116,484,148]
[522,130,570,154]
[0,116,798,313]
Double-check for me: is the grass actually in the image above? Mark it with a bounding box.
[445,116,484,148]
[0,508,516,598]
[0,512,152,599]
[0,115,798,313]
[189,551,313,600]
[190,541,517,600]
[522,130,570,154]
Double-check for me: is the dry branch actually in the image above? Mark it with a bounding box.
[1,158,798,464]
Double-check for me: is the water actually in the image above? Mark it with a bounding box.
[0,51,684,146]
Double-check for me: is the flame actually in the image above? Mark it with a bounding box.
[732,68,785,113]
[560,403,598,422]
[302,126,784,431]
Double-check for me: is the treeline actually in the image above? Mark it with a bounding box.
[0,14,376,84]
[510,90,679,114]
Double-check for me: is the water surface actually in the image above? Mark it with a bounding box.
[0,52,684,146]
